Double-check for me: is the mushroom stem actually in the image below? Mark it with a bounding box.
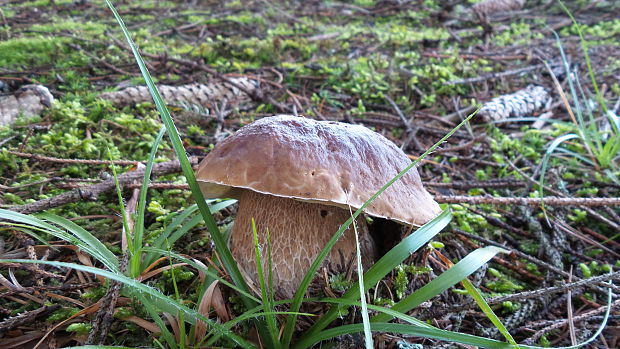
[230,189,375,298]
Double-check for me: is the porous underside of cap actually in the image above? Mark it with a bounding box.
[196,115,441,226]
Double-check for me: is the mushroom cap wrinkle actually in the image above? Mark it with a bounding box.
[196,115,441,226]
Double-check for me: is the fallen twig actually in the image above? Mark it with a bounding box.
[435,195,620,206]
[426,179,525,189]
[454,229,620,295]
[41,180,619,208]
[435,271,620,316]
[8,150,143,166]
[9,159,197,215]
[527,299,620,343]
[0,305,60,336]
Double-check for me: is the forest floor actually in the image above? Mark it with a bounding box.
[1,0,620,348]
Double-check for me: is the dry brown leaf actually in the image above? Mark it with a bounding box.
[0,330,46,349]
[141,256,168,275]
[212,283,231,323]
[163,312,182,343]
[195,281,218,341]
[138,262,188,282]
[74,250,105,285]
[121,315,161,334]
[192,258,210,283]
[45,293,86,308]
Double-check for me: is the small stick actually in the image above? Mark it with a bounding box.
[527,299,620,343]
[435,195,620,207]
[8,150,142,166]
[436,271,620,315]
[454,229,620,294]
[0,305,61,336]
[10,159,197,214]
[425,179,526,189]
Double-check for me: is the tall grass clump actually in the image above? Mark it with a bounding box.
[539,5,620,199]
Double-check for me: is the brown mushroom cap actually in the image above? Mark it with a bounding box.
[196,115,441,226]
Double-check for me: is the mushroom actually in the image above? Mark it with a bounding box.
[196,115,441,298]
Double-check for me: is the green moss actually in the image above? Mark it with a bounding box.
[1,8,15,18]
[0,36,88,68]
[20,0,74,6]
[394,265,408,299]
[492,22,544,47]
[81,286,107,301]
[451,204,490,234]
[47,307,80,322]
[375,23,450,45]
[353,0,376,6]
[329,273,353,293]
[30,20,106,35]
[155,266,195,292]
[66,322,91,334]
[560,20,620,39]
[485,267,524,293]
[500,301,521,314]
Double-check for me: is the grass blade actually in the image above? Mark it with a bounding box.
[141,246,260,303]
[432,248,516,346]
[67,347,139,349]
[142,208,197,269]
[461,278,517,347]
[349,205,372,349]
[558,1,609,117]
[135,292,178,349]
[538,134,579,206]
[107,146,132,252]
[317,298,433,328]
[142,204,199,269]
[251,220,280,347]
[0,209,119,272]
[130,126,166,277]
[102,1,269,342]
[371,246,506,323]
[142,200,235,270]
[300,208,452,342]
[38,212,120,272]
[298,323,529,349]
[0,258,258,348]
[103,0,248,290]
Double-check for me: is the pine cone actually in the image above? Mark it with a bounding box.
[99,77,257,109]
[0,84,54,127]
[472,0,526,19]
[478,85,551,122]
